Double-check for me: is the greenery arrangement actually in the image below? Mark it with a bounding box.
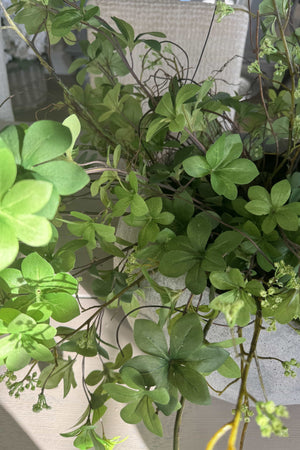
[1,0,300,448]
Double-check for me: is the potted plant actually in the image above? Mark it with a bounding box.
[0,0,299,449]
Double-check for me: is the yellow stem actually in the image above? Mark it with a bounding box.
[206,423,232,450]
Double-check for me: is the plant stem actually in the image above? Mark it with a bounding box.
[205,310,262,450]
[173,396,185,450]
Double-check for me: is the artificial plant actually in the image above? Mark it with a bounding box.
[0,0,300,449]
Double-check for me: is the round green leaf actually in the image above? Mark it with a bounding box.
[0,143,17,201]
[21,121,72,168]
[10,214,52,247]
[34,160,89,195]
[169,313,203,360]
[134,319,168,358]
[0,218,18,271]
[6,347,31,371]
[271,179,291,207]
[21,252,54,281]
[44,292,80,322]
[2,180,52,215]
[183,155,210,178]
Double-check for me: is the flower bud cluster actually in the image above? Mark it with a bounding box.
[0,370,38,398]
[256,401,289,438]
[232,404,254,423]
[32,393,51,413]
[282,358,300,377]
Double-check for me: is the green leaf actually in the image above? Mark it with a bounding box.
[128,171,138,193]
[138,396,163,436]
[43,292,80,322]
[185,264,207,294]
[262,214,277,234]
[147,387,170,405]
[63,114,81,157]
[134,320,168,358]
[271,179,291,207]
[169,314,203,359]
[120,401,142,425]
[21,121,72,168]
[210,269,245,290]
[189,346,229,372]
[0,219,19,271]
[7,313,36,333]
[85,370,103,386]
[131,194,148,216]
[176,84,201,108]
[0,125,22,165]
[6,346,31,371]
[21,252,54,282]
[218,356,241,378]
[171,365,210,404]
[10,214,52,247]
[0,141,17,201]
[206,134,242,168]
[245,200,272,215]
[210,171,238,200]
[276,208,299,231]
[156,92,174,118]
[187,215,212,251]
[146,117,168,142]
[111,16,135,44]
[51,10,82,36]
[2,180,52,215]
[104,383,141,403]
[34,161,89,195]
[21,335,54,361]
[183,155,210,178]
[124,355,169,387]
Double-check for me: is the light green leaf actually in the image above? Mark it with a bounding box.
[271,179,291,207]
[0,142,16,201]
[134,319,168,358]
[63,114,81,156]
[10,214,52,247]
[156,92,174,118]
[169,314,203,359]
[2,180,52,215]
[128,171,138,193]
[0,125,22,165]
[206,134,242,168]
[262,214,277,234]
[8,313,36,333]
[183,155,210,178]
[5,346,31,371]
[276,208,299,231]
[131,194,149,216]
[248,185,271,203]
[0,334,18,359]
[245,200,271,215]
[139,396,163,436]
[218,356,241,378]
[21,335,54,361]
[176,84,201,108]
[210,172,237,200]
[25,324,57,340]
[124,355,169,387]
[218,159,259,184]
[34,160,89,195]
[44,292,80,322]
[21,252,54,282]
[21,121,72,168]
[120,401,142,425]
[0,219,19,271]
